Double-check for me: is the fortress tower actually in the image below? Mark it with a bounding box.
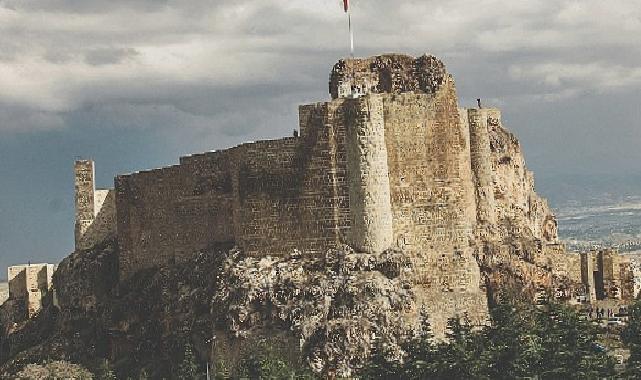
[74,160,96,249]
[466,108,499,228]
[346,95,394,253]
[74,160,116,251]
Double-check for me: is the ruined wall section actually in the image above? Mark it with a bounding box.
[598,249,627,300]
[7,264,56,317]
[76,190,116,250]
[581,252,597,301]
[329,54,447,99]
[345,95,393,253]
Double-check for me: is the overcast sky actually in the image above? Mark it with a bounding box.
[1,0,640,276]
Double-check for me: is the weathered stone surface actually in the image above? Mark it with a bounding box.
[329,54,448,99]
[0,283,7,306]
[114,54,480,284]
[7,264,56,318]
[74,160,116,251]
[215,247,417,377]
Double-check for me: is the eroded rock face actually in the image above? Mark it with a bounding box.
[215,247,418,377]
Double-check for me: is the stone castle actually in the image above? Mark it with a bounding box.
[66,53,634,333]
[79,55,556,266]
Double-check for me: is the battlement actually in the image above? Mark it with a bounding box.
[329,54,449,99]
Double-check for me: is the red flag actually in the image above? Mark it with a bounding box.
[343,0,349,12]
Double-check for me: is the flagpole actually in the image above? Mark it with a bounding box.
[348,9,354,57]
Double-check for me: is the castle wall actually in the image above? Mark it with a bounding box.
[580,252,597,301]
[116,101,352,278]
[231,130,345,257]
[76,190,116,250]
[7,267,26,299]
[379,81,486,331]
[598,249,627,300]
[383,83,476,257]
[114,60,490,330]
[116,158,236,278]
[547,251,582,283]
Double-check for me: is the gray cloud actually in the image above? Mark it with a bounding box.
[84,47,138,66]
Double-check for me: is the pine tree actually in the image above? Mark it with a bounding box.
[401,308,438,378]
[138,368,149,380]
[533,302,614,379]
[622,300,641,377]
[97,359,117,380]
[177,343,202,380]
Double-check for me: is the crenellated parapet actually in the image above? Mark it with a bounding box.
[329,54,448,99]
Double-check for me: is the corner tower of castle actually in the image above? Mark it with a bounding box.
[74,160,96,249]
[74,160,116,251]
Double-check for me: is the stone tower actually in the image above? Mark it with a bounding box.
[74,160,96,250]
[346,95,394,253]
[467,108,498,228]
